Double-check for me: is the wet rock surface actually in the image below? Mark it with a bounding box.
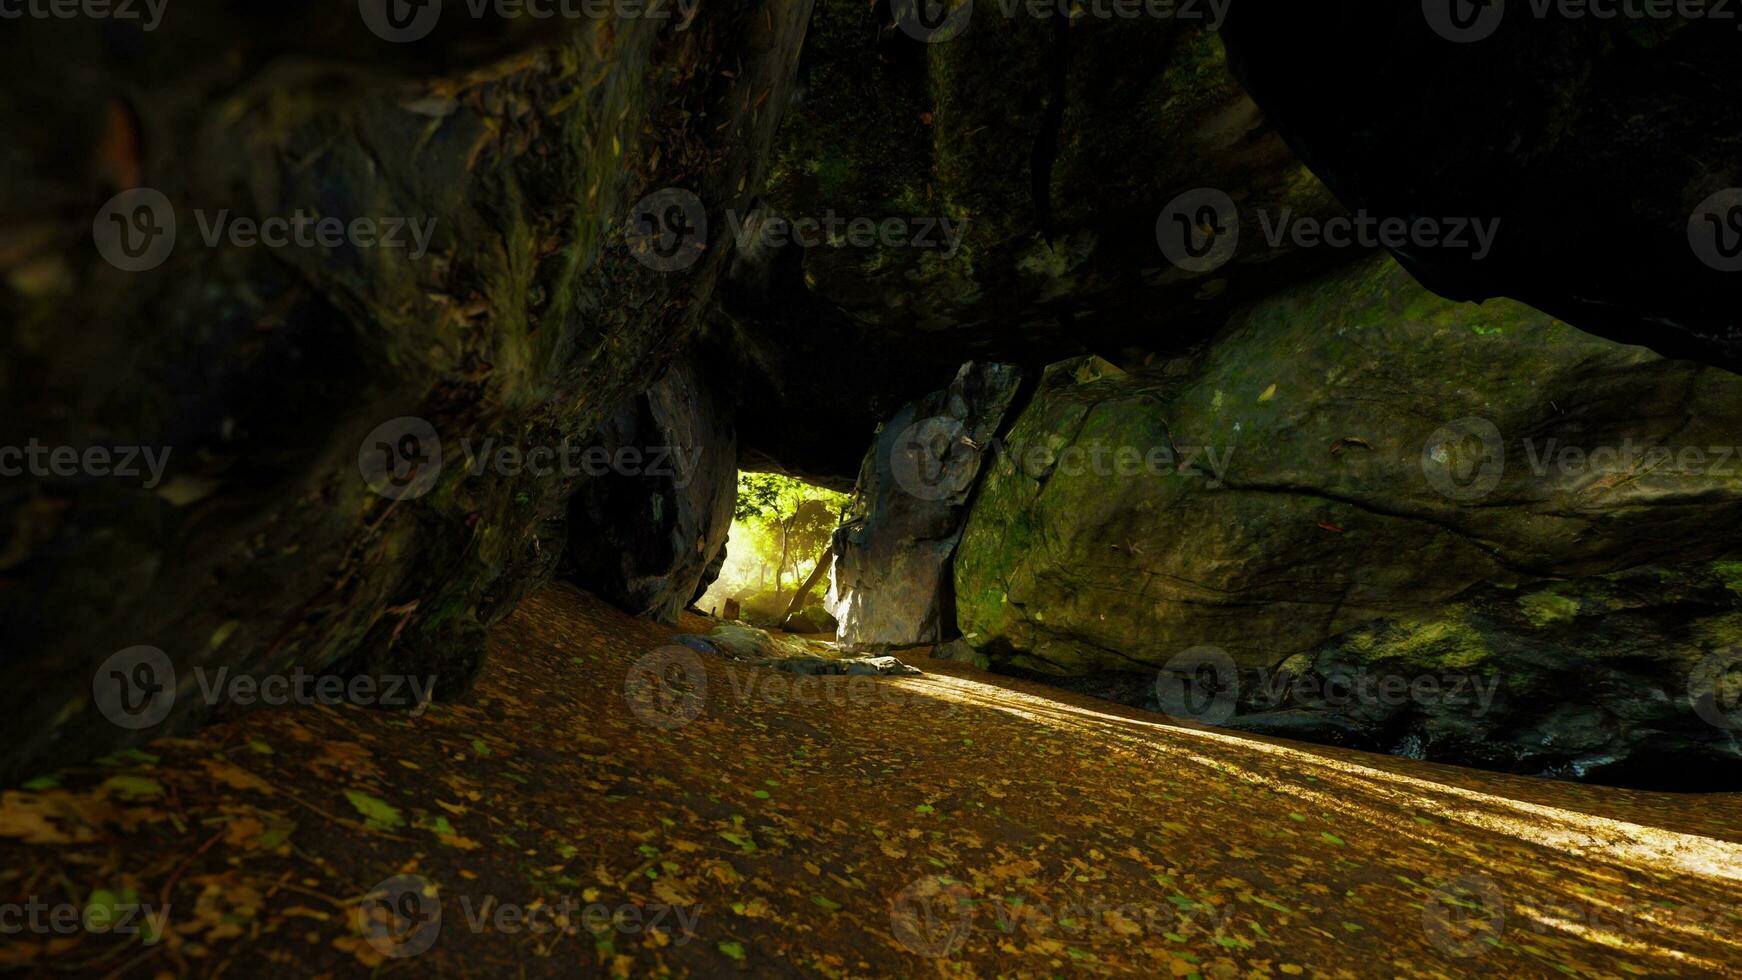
[762,2,1351,353]
[766,655,923,678]
[1021,562,1742,791]
[672,623,818,661]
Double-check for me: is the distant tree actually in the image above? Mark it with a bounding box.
[733,472,793,524]
[733,473,846,597]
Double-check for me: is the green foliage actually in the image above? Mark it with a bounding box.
[733,474,847,541]
[734,473,845,525]
[702,474,851,612]
[734,472,801,524]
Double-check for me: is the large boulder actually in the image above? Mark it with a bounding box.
[561,358,736,623]
[0,2,814,783]
[828,361,1024,650]
[1220,3,1742,370]
[954,256,1742,675]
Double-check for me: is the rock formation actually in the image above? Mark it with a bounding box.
[6,3,1741,790]
[0,3,813,784]
[947,256,1742,782]
[829,362,1024,650]
[561,358,736,623]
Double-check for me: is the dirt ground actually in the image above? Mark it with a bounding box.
[4,583,1740,977]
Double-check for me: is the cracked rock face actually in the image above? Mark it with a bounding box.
[952,256,1742,675]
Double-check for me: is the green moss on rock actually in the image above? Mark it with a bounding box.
[954,256,1742,675]
[1343,610,1494,672]
[1518,590,1582,627]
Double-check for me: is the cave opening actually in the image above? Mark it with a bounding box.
[695,471,850,638]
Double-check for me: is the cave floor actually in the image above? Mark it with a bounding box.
[5,584,1742,977]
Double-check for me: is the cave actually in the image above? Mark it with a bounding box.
[4,1,1742,975]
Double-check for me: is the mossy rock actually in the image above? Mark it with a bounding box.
[1229,562,1742,789]
[955,255,1742,674]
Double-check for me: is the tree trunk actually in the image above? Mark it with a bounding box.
[774,515,794,596]
[781,545,835,626]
